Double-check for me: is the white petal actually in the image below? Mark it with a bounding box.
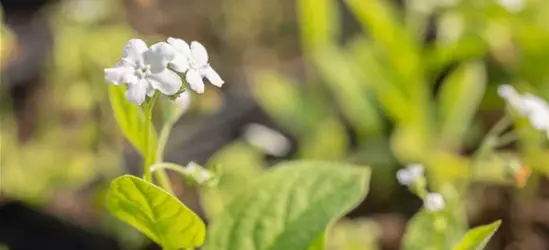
[147,70,182,95]
[144,42,175,73]
[529,112,549,131]
[169,55,189,73]
[122,39,147,65]
[520,94,549,114]
[186,69,205,93]
[167,37,191,55]
[125,80,148,105]
[104,66,135,85]
[203,66,224,87]
[190,41,209,66]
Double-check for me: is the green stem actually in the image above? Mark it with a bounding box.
[474,115,512,162]
[496,131,519,147]
[405,0,431,43]
[156,122,173,162]
[143,92,160,182]
[154,122,175,194]
[151,162,189,177]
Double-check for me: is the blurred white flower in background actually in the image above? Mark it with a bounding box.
[498,84,549,138]
[396,163,425,186]
[174,90,192,114]
[64,0,107,22]
[424,193,445,212]
[167,38,224,93]
[243,123,291,157]
[104,39,182,105]
[498,0,524,13]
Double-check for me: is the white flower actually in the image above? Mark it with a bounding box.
[424,193,445,212]
[498,0,524,13]
[104,39,182,105]
[396,163,424,186]
[167,37,224,93]
[243,123,291,157]
[498,84,549,136]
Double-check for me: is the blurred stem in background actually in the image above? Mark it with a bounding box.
[142,91,174,194]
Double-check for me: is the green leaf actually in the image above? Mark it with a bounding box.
[452,220,501,250]
[307,234,325,250]
[300,117,348,160]
[251,71,312,134]
[402,193,468,250]
[343,0,421,89]
[312,47,383,137]
[297,0,339,51]
[106,175,206,249]
[438,61,486,150]
[201,143,265,219]
[108,85,157,156]
[203,160,371,250]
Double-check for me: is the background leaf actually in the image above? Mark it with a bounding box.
[452,220,501,250]
[203,160,371,250]
[106,175,206,249]
[438,61,486,150]
[402,195,468,250]
[108,85,157,156]
[307,233,325,250]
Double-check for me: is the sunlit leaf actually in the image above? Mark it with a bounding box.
[343,0,421,89]
[106,175,206,249]
[108,85,156,156]
[203,161,371,250]
[307,233,325,250]
[312,47,383,137]
[297,0,339,51]
[452,220,501,250]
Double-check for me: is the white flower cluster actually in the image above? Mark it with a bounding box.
[105,38,224,105]
[397,163,445,212]
[396,163,424,186]
[498,84,549,138]
[424,193,445,212]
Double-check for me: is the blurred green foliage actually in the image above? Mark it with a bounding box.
[1,0,549,249]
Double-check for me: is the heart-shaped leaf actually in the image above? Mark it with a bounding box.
[203,160,371,250]
[106,175,205,249]
[452,220,501,250]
